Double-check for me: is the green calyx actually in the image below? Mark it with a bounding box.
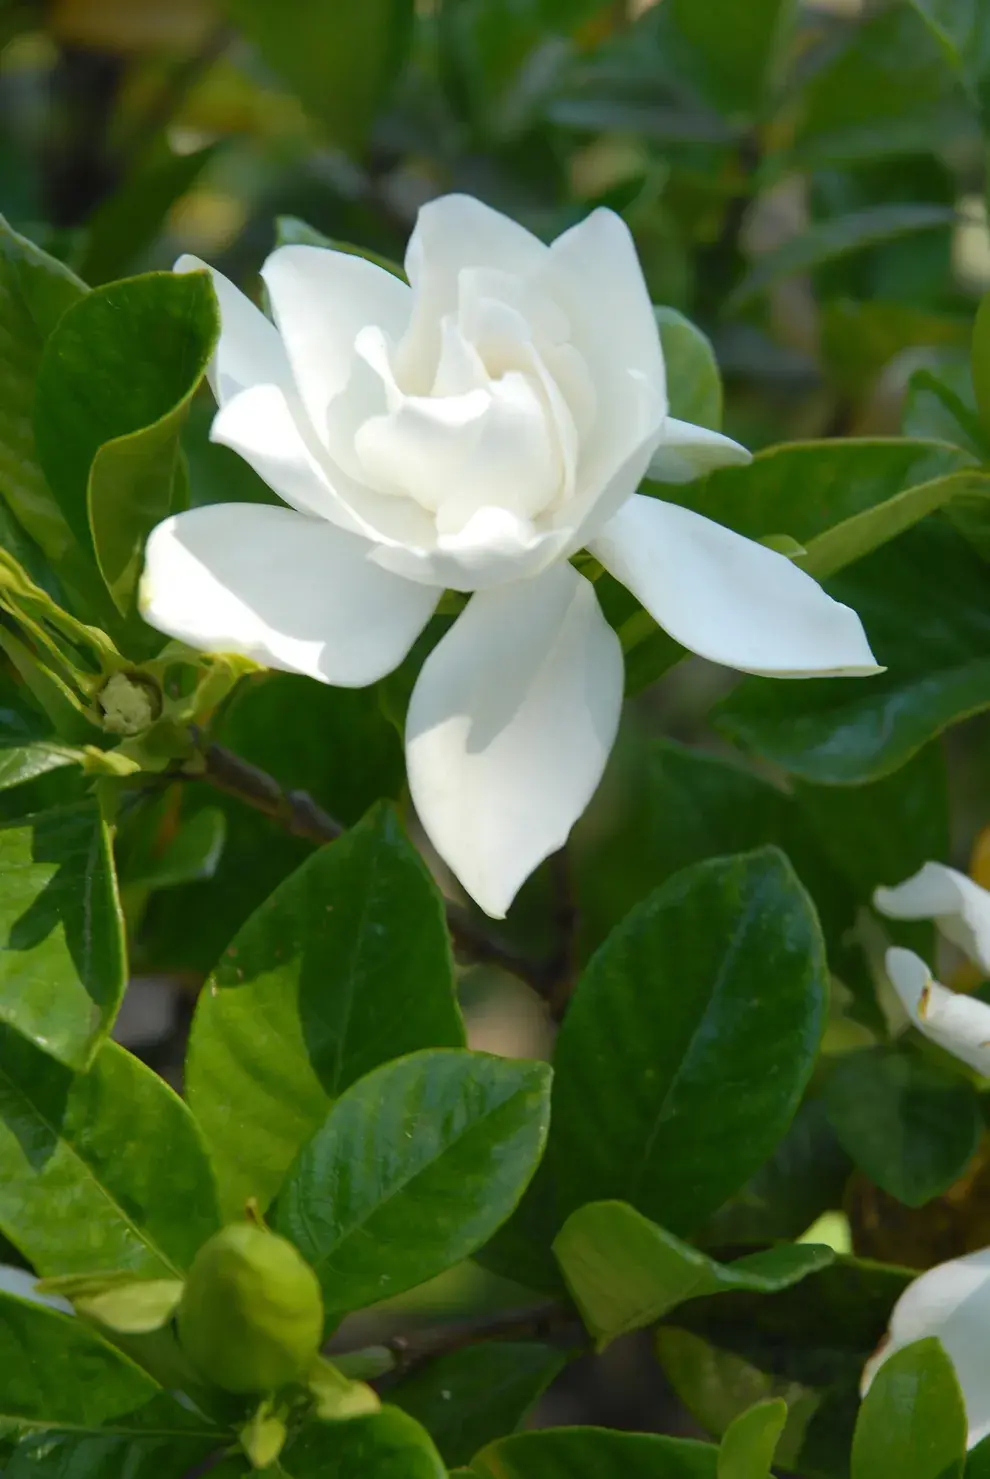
[177,1223,324,1395]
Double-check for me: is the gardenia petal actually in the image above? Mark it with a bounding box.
[141,503,438,686]
[175,254,290,405]
[406,561,623,918]
[862,1245,990,1448]
[884,947,990,1076]
[261,245,410,447]
[647,418,753,484]
[875,863,990,974]
[590,494,881,677]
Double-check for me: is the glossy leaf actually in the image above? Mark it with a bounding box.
[471,1428,719,1478]
[279,1406,445,1478]
[187,804,463,1217]
[655,306,722,431]
[0,744,75,792]
[554,1200,833,1349]
[4,1392,221,1478]
[658,438,977,583]
[227,0,415,153]
[34,271,218,622]
[276,1049,551,1318]
[489,849,827,1289]
[824,1047,981,1208]
[0,801,124,1068]
[0,1032,220,1277]
[718,1399,787,1479]
[0,218,87,584]
[717,521,990,784]
[390,1343,568,1468]
[852,1337,966,1479]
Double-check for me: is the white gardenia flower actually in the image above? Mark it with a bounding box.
[862,1246,990,1449]
[141,194,880,917]
[874,864,990,1074]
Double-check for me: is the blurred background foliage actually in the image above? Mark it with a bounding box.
[7,0,990,1454]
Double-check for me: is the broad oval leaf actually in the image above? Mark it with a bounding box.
[824,1047,981,1208]
[655,307,722,431]
[471,1428,719,1478]
[853,1338,966,1479]
[0,801,125,1068]
[554,1200,833,1350]
[187,803,464,1218]
[0,1032,220,1277]
[275,1049,551,1318]
[717,521,990,784]
[34,271,218,624]
[280,1406,445,1478]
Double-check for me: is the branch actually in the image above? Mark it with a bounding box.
[190,741,570,1004]
[376,1302,582,1381]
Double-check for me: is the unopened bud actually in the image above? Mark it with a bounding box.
[177,1223,323,1394]
[98,672,161,736]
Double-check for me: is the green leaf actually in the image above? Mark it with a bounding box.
[968,1435,990,1475]
[227,0,415,154]
[187,804,463,1218]
[275,1049,551,1318]
[821,300,970,400]
[275,216,406,280]
[824,1047,982,1208]
[665,0,794,116]
[908,0,990,124]
[718,1399,787,1479]
[655,307,722,431]
[716,520,990,785]
[120,804,226,891]
[471,1428,719,1478]
[0,744,76,793]
[657,438,978,584]
[729,204,955,311]
[852,1338,966,1479]
[34,271,219,623]
[973,293,990,434]
[0,218,88,582]
[904,368,989,461]
[0,1288,156,1424]
[0,801,124,1068]
[0,1033,220,1277]
[4,1392,221,1478]
[389,1343,568,1468]
[554,1200,833,1349]
[279,1407,445,1479]
[488,849,827,1289]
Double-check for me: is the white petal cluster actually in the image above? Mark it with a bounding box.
[142,195,879,916]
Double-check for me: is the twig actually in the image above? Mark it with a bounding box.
[189,741,572,1006]
[377,1302,582,1381]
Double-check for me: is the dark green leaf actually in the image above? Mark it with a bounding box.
[718,1399,787,1479]
[471,1428,719,1478]
[227,0,415,154]
[0,801,124,1068]
[655,307,722,431]
[279,1407,445,1478]
[904,367,989,460]
[554,1199,833,1349]
[187,804,463,1218]
[821,299,970,400]
[825,1047,982,1208]
[121,805,226,892]
[0,219,88,589]
[974,294,990,435]
[0,746,75,793]
[968,1435,990,1475]
[0,1290,156,1425]
[488,849,827,1289]
[34,271,218,623]
[656,438,977,584]
[665,0,793,117]
[5,1392,221,1478]
[907,0,990,124]
[716,521,990,784]
[389,1343,567,1468]
[276,1049,551,1318]
[852,1338,966,1479]
[0,1032,220,1277]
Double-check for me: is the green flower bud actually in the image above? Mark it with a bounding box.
[178,1224,323,1394]
[98,671,162,736]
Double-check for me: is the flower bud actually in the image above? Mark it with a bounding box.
[98,671,162,735]
[177,1224,323,1393]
